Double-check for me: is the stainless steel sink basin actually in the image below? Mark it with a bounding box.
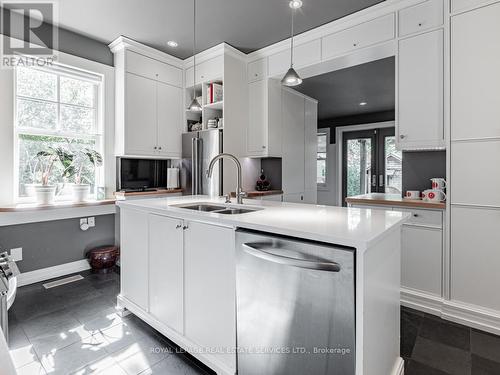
[174,203,226,212]
[172,203,262,215]
[216,208,259,215]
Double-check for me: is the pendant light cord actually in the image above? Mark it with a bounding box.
[290,8,295,68]
[192,0,196,100]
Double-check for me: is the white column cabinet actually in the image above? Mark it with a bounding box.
[304,99,318,204]
[148,214,184,334]
[184,221,236,371]
[120,209,149,311]
[398,29,444,149]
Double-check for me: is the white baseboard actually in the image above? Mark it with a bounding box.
[18,259,91,287]
[391,357,405,375]
[401,288,443,316]
[401,288,500,336]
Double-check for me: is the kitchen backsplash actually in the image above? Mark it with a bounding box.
[260,158,282,190]
[402,151,446,194]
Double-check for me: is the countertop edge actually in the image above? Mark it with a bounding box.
[346,196,446,210]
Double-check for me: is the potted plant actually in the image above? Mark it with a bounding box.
[64,148,103,202]
[34,147,72,205]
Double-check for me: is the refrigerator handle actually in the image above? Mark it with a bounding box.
[192,136,203,195]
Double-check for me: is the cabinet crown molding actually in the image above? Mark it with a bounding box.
[109,35,184,68]
[183,42,247,68]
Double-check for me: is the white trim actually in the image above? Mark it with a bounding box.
[391,357,405,375]
[317,128,330,190]
[17,259,90,287]
[0,203,116,226]
[108,36,184,68]
[401,288,444,316]
[336,121,395,206]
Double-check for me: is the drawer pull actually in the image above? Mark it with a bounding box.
[418,22,423,27]
[413,214,419,217]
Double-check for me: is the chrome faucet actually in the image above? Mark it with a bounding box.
[207,153,247,204]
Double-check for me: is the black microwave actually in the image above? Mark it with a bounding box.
[116,158,170,192]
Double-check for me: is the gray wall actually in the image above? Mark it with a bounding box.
[1,7,113,66]
[0,214,115,273]
[319,110,395,144]
[402,151,446,194]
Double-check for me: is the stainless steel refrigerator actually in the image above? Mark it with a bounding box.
[181,130,223,196]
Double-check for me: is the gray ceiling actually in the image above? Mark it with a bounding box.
[17,0,384,59]
[294,57,395,120]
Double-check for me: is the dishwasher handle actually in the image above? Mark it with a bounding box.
[242,243,341,272]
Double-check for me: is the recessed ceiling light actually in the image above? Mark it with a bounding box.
[359,102,367,106]
[289,0,303,9]
[167,40,178,48]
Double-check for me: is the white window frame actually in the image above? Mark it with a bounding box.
[317,128,329,189]
[13,63,105,203]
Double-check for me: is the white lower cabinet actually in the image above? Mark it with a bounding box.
[120,209,149,311]
[184,221,236,370]
[401,225,442,296]
[451,206,500,311]
[120,208,236,374]
[148,214,184,334]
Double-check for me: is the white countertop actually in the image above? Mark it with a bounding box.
[117,195,409,250]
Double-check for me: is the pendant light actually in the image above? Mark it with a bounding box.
[188,0,202,111]
[281,0,303,87]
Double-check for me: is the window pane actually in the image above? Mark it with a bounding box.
[384,136,402,194]
[18,134,97,198]
[317,160,326,184]
[317,133,327,153]
[60,76,95,107]
[17,98,57,130]
[346,138,372,197]
[16,67,57,101]
[61,105,95,133]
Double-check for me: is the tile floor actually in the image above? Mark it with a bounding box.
[8,270,213,375]
[7,270,500,374]
[402,306,500,375]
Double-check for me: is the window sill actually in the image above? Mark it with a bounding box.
[0,199,116,226]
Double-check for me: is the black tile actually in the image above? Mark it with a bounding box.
[471,354,500,375]
[406,359,454,375]
[471,329,500,363]
[419,315,471,351]
[401,308,423,358]
[412,336,471,375]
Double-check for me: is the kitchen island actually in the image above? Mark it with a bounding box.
[117,196,408,375]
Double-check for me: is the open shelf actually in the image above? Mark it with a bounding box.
[203,101,223,110]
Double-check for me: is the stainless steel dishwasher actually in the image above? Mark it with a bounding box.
[236,229,355,375]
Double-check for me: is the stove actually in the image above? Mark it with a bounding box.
[1,252,19,343]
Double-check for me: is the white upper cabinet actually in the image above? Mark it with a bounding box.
[398,0,444,37]
[322,14,395,59]
[157,81,183,157]
[247,79,282,157]
[451,0,495,13]
[451,2,500,140]
[268,39,321,77]
[126,50,183,87]
[398,29,444,149]
[125,73,158,156]
[185,55,224,87]
[113,41,184,158]
[247,58,267,82]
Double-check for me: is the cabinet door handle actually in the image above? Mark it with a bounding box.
[158,146,162,150]
[176,224,182,229]
[379,174,384,188]
[400,134,406,139]
[182,225,189,230]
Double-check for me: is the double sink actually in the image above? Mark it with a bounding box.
[172,203,262,215]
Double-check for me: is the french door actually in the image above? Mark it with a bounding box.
[342,127,401,206]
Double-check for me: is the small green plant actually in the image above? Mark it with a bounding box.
[64,148,103,185]
[36,147,73,186]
